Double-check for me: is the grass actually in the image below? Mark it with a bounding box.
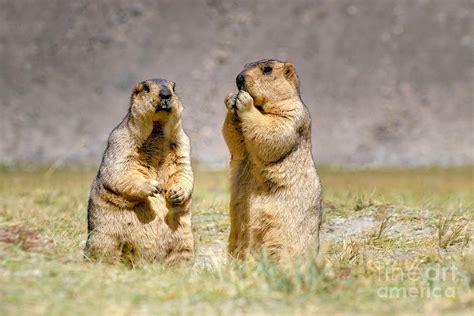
[0,165,473,315]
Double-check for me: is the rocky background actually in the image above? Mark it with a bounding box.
[0,0,472,166]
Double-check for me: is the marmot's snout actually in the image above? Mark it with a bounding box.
[159,86,172,100]
[236,73,245,90]
[156,86,173,112]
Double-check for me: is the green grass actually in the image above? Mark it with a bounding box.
[0,165,473,315]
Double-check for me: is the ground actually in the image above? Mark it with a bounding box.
[0,165,472,315]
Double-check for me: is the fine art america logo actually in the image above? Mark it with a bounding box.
[376,264,463,299]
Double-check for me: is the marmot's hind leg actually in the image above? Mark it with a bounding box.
[164,240,194,267]
[228,160,250,259]
[85,233,121,264]
[228,200,249,259]
[164,214,194,267]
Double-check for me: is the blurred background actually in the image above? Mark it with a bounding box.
[0,0,472,167]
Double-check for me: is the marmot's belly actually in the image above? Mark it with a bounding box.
[252,172,318,196]
[246,184,319,252]
[91,196,190,261]
[252,152,316,190]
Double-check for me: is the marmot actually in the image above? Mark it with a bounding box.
[223,59,322,261]
[85,79,194,267]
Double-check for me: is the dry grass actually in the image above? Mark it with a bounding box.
[0,165,473,315]
[437,212,470,250]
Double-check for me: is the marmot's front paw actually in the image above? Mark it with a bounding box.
[138,179,161,198]
[167,186,186,205]
[224,93,238,111]
[235,90,254,112]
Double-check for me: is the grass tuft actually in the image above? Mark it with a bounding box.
[437,212,470,249]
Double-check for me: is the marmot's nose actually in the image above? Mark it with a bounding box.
[159,87,172,100]
[236,73,245,90]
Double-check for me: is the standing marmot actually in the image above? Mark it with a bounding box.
[223,59,322,261]
[85,79,194,266]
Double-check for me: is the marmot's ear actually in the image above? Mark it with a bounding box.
[284,63,296,83]
[132,84,143,95]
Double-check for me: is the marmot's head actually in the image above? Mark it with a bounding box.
[130,78,182,121]
[236,59,299,106]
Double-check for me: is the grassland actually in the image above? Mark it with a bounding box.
[0,165,472,315]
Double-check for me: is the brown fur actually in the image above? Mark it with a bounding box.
[223,59,322,261]
[85,79,194,267]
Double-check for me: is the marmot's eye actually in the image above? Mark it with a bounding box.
[142,83,150,93]
[262,66,272,75]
